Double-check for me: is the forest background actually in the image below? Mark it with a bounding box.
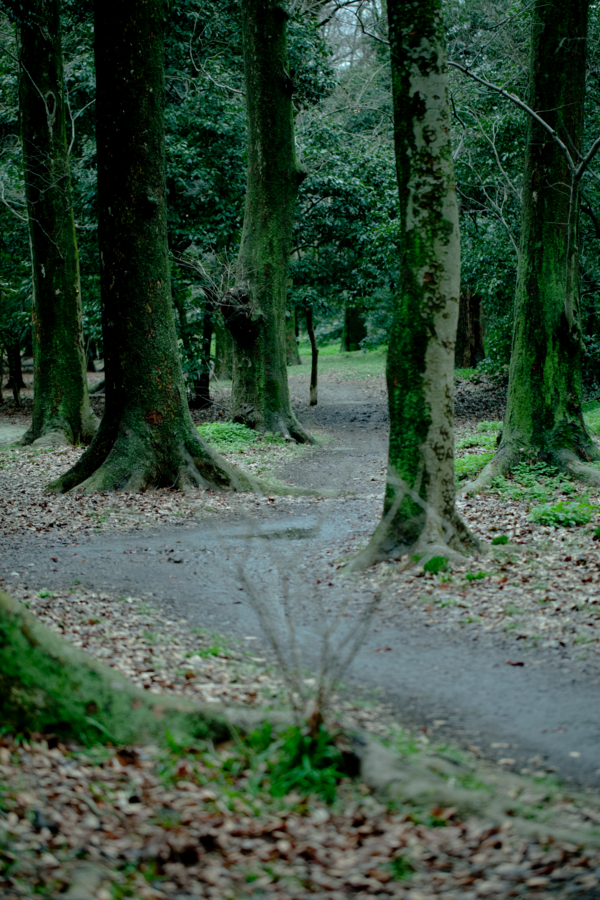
[4,0,600,392]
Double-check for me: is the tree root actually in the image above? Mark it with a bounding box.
[461,441,600,496]
[344,508,482,573]
[47,417,256,494]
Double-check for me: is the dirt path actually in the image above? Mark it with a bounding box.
[2,367,600,792]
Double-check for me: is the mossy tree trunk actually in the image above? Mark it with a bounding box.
[306,304,318,406]
[50,0,251,493]
[286,305,301,365]
[18,0,96,447]
[341,305,367,352]
[224,0,312,442]
[470,0,599,489]
[189,298,214,410]
[352,0,477,567]
[214,321,233,379]
[455,290,485,368]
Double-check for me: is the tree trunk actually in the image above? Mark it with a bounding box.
[341,305,367,352]
[0,589,234,745]
[352,0,478,567]
[0,347,4,406]
[224,0,312,443]
[214,322,233,379]
[189,300,213,410]
[49,0,251,493]
[4,338,23,406]
[306,305,318,406]
[286,306,301,365]
[470,0,598,489]
[455,290,485,368]
[18,0,96,447]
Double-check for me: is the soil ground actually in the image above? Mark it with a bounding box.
[2,349,600,898]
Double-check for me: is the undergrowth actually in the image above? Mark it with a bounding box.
[197,422,287,450]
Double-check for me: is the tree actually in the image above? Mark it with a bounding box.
[467,0,600,488]
[352,0,478,566]
[223,0,312,442]
[15,0,96,446]
[50,0,251,493]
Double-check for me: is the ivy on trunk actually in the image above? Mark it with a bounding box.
[224,0,312,443]
[352,0,477,567]
[18,0,96,447]
[50,0,251,493]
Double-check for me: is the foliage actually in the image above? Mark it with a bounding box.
[491,534,509,545]
[455,450,495,482]
[259,724,345,804]
[529,500,595,528]
[490,462,576,504]
[423,556,449,575]
[197,422,287,450]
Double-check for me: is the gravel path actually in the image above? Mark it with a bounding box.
[2,368,600,792]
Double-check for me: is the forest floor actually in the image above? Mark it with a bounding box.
[2,348,600,899]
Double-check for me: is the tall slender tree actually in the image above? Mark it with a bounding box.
[224,0,312,442]
[467,0,600,488]
[352,0,477,567]
[16,0,96,446]
[50,0,251,493]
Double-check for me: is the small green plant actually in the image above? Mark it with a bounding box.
[455,450,496,482]
[249,724,345,803]
[423,556,449,575]
[492,535,509,545]
[529,500,594,527]
[196,643,227,658]
[38,590,52,598]
[465,571,487,581]
[389,854,415,880]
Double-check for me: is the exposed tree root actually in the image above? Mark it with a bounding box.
[47,415,256,494]
[21,410,98,450]
[0,589,232,746]
[461,436,600,496]
[233,406,316,445]
[345,470,482,573]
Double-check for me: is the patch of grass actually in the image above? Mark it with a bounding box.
[195,644,227,659]
[529,500,594,528]
[490,461,577,504]
[197,421,287,451]
[456,433,497,451]
[574,633,596,644]
[477,420,503,433]
[454,367,478,380]
[455,450,495,482]
[423,556,449,574]
[492,535,509,545]
[465,571,487,581]
[583,403,600,435]
[389,854,415,880]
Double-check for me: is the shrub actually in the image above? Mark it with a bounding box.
[529,500,594,528]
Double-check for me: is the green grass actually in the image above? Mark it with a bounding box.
[456,433,497,451]
[455,449,495,482]
[197,421,287,451]
[423,555,449,574]
[297,343,387,378]
[490,461,576,504]
[477,420,503,433]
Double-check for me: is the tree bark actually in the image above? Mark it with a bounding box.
[224,0,312,443]
[455,290,485,368]
[18,0,96,447]
[214,322,233,379]
[352,0,477,567]
[286,305,301,365]
[470,0,598,489]
[49,0,251,493]
[306,304,318,406]
[188,299,213,410]
[341,305,367,352]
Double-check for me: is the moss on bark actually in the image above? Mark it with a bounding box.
[470,0,599,491]
[18,0,96,447]
[49,0,252,493]
[225,0,312,443]
[0,590,231,745]
[352,0,478,568]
